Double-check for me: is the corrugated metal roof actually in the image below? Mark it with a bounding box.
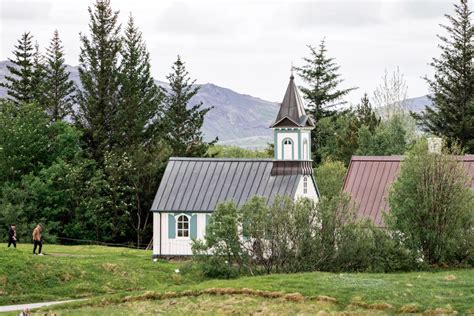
[343,155,474,227]
[270,75,314,128]
[151,158,302,212]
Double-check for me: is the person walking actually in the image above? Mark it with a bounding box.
[32,224,43,255]
[8,224,17,248]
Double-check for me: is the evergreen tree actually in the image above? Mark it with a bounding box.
[296,39,357,119]
[296,39,357,163]
[1,32,35,104]
[163,55,214,157]
[413,0,474,152]
[31,42,47,107]
[117,15,164,148]
[114,15,168,246]
[76,0,122,160]
[355,93,380,132]
[44,30,75,121]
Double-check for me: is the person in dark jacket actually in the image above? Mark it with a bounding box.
[8,224,17,248]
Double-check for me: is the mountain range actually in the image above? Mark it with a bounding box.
[0,61,431,149]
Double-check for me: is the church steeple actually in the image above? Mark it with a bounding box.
[271,74,314,164]
[270,74,314,129]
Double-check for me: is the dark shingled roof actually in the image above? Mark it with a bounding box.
[343,155,474,227]
[270,75,314,128]
[151,158,303,212]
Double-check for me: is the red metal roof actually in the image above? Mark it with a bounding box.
[343,155,474,227]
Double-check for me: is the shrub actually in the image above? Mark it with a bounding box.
[194,193,417,276]
[387,139,474,265]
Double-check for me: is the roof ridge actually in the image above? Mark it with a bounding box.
[169,157,275,162]
[350,154,474,162]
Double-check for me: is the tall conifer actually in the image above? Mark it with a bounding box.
[76,0,122,159]
[163,55,214,157]
[31,42,46,107]
[296,39,357,163]
[1,32,35,104]
[414,0,474,152]
[44,30,75,121]
[115,15,167,247]
[117,15,164,148]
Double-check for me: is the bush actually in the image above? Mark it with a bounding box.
[314,160,347,199]
[331,222,419,272]
[193,194,418,277]
[387,139,474,265]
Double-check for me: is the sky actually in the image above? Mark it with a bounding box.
[0,0,453,104]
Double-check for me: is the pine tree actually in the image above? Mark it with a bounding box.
[163,55,214,157]
[355,93,380,132]
[76,0,122,159]
[1,32,35,104]
[43,30,75,121]
[116,15,167,247]
[117,15,164,148]
[296,39,357,120]
[413,0,474,152]
[31,42,46,107]
[296,39,357,163]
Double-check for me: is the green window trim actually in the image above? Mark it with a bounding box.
[274,129,302,161]
[168,214,176,239]
[190,214,198,239]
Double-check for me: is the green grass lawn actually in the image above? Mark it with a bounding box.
[0,243,473,314]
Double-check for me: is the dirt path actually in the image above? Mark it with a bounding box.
[0,299,86,313]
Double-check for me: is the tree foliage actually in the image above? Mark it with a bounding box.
[1,33,38,105]
[117,15,164,149]
[162,55,215,157]
[296,40,357,118]
[76,0,122,160]
[296,39,357,163]
[357,114,409,156]
[373,67,408,119]
[0,101,109,242]
[315,160,347,199]
[414,0,474,153]
[194,195,417,277]
[355,93,380,132]
[387,139,474,265]
[43,30,76,121]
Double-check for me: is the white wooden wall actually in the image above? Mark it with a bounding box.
[153,212,208,256]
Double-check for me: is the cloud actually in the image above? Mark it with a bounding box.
[0,0,52,21]
[155,2,242,36]
[395,1,452,20]
[272,0,450,30]
[280,1,385,29]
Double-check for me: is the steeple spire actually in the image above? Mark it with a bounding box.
[270,73,314,128]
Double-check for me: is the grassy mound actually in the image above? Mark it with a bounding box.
[38,294,343,316]
[0,244,201,305]
[0,244,473,314]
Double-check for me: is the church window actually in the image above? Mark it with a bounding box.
[303,176,308,194]
[177,215,189,237]
[282,138,293,160]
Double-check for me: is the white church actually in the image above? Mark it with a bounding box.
[150,74,320,257]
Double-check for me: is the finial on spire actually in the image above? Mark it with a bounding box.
[290,62,295,79]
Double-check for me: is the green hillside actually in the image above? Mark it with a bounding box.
[0,244,473,314]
